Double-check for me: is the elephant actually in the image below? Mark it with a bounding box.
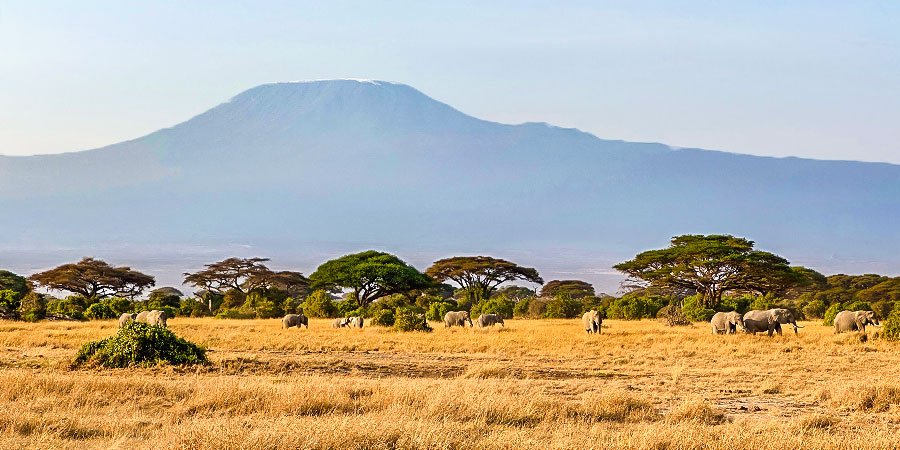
[443,311,473,328]
[136,309,168,327]
[282,313,309,329]
[332,317,351,328]
[475,314,504,327]
[118,313,137,328]
[347,316,364,328]
[582,310,602,334]
[742,308,802,336]
[710,311,744,335]
[834,310,880,334]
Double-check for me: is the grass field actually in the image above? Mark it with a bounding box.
[1,317,899,449]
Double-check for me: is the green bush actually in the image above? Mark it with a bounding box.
[303,290,337,318]
[73,321,207,368]
[880,308,900,342]
[823,303,847,326]
[0,289,22,312]
[371,309,396,327]
[845,301,872,312]
[513,297,532,318]
[681,296,716,322]
[86,302,117,320]
[606,295,665,320]
[180,298,212,317]
[280,296,304,315]
[47,298,86,320]
[393,307,432,332]
[872,301,895,321]
[335,299,361,318]
[17,292,47,322]
[426,301,454,322]
[719,296,752,314]
[748,294,780,311]
[148,292,181,309]
[802,299,827,319]
[543,294,583,319]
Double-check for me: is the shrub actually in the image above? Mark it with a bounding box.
[606,294,665,320]
[335,299,360,318]
[303,290,337,318]
[0,289,22,312]
[86,302,117,320]
[748,293,781,311]
[880,308,900,342]
[221,289,247,309]
[426,301,454,322]
[513,297,533,318]
[18,292,47,322]
[823,303,847,326]
[73,321,207,368]
[393,307,431,332]
[47,298,86,321]
[802,299,827,319]
[148,291,181,309]
[657,305,691,326]
[681,296,716,322]
[719,295,752,314]
[845,301,872,312]
[542,294,583,319]
[527,297,550,318]
[371,309,396,327]
[180,298,212,317]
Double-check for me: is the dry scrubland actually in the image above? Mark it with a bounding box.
[1,319,900,449]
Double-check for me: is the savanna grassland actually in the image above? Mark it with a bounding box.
[1,318,899,449]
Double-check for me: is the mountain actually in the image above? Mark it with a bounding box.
[2,79,898,292]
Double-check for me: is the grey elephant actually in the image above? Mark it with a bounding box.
[347,316,364,328]
[710,311,743,335]
[582,310,602,334]
[834,310,880,334]
[742,308,802,336]
[282,313,309,329]
[332,317,351,328]
[475,314,504,327]
[118,313,137,328]
[443,311,473,328]
[136,309,168,327]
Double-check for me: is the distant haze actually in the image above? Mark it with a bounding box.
[1,79,898,295]
[1,3,898,163]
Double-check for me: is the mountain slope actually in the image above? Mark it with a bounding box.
[2,79,898,290]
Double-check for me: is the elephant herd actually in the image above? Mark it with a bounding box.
[443,311,505,328]
[118,310,169,328]
[710,308,881,336]
[116,307,883,337]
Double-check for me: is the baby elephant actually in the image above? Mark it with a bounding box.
[710,311,743,335]
[282,313,309,329]
[834,310,880,333]
[475,313,504,327]
[135,309,168,327]
[582,310,602,334]
[118,313,137,328]
[332,317,351,328]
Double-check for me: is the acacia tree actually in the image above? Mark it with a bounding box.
[27,257,155,300]
[613,235,794,309]
[426,256,543,303]
[309,251,432,308]
[0,270,29,296]
[540,280,595,299]
[183,257,309,312]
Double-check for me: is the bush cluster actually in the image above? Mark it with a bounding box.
[393,307,432,332]
[73,321,207,368]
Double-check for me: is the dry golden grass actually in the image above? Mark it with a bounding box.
[1,317,900,449]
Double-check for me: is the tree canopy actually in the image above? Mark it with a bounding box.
[613,235,795,308]
[309,251,432,307]
[540,280,595,299]
[426,256,543,303]
[183,257,273,295]
[0,270,29,296]
[27,257,155,299]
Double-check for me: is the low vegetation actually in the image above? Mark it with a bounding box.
[73,321,207,368]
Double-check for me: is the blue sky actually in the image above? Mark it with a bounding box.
[1,1,898,162]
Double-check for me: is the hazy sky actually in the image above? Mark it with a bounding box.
[1,1,898,162]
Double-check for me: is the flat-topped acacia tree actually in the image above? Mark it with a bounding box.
[613,234,797,309]
[309,251,432,308]
[28,257,155,300]
[183,257,309,312]
[426,256,543,304]
[540,280,595,299]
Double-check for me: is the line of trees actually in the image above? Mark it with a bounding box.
[3,234,897,325]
